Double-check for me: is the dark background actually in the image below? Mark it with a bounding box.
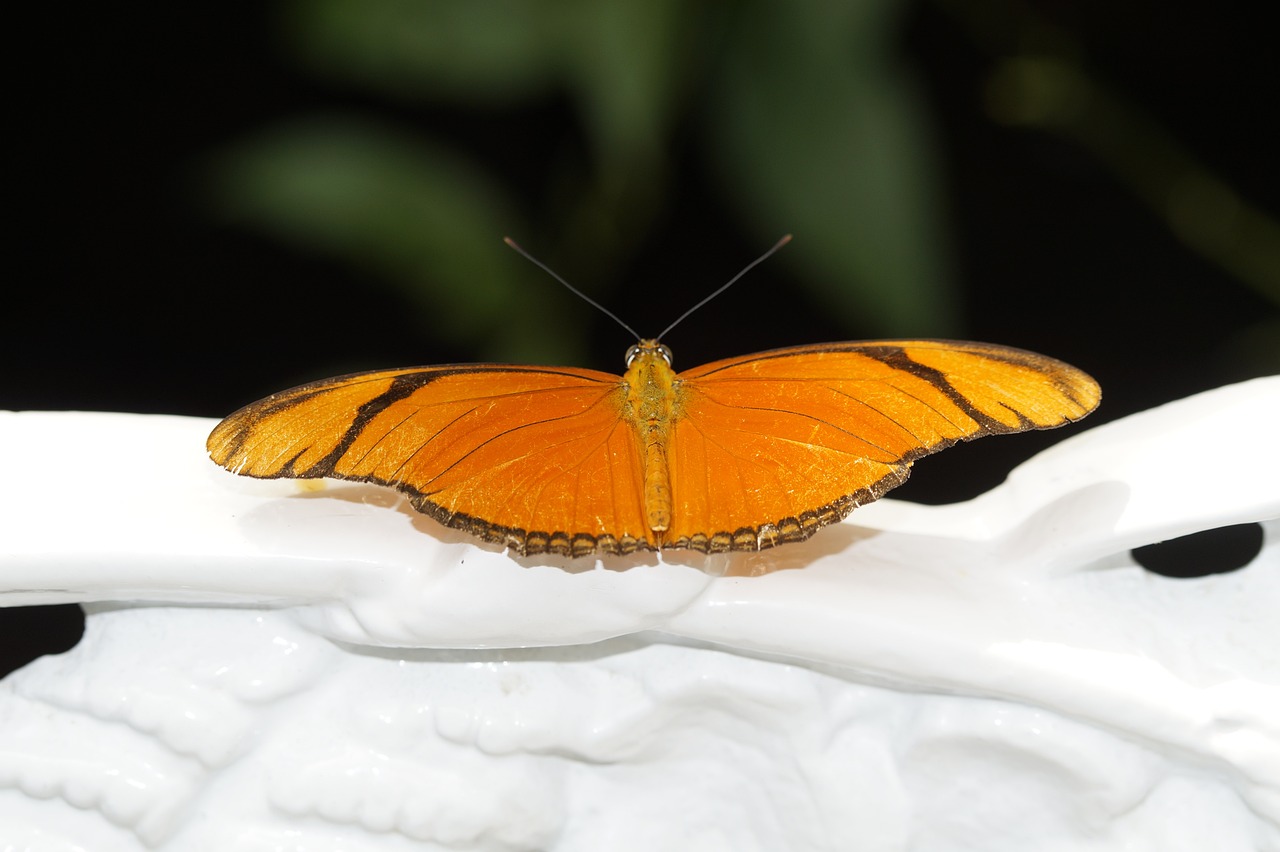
[4,2,1277,676]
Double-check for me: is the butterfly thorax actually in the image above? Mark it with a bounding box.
[622,340,679,537]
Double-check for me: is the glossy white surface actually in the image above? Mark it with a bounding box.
[1,376,1278,850]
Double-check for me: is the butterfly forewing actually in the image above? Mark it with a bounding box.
[209,368,433,477]
[894,343,1101,428]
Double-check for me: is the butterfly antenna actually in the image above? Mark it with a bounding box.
[656,234,792,340]
[504,237,641,340]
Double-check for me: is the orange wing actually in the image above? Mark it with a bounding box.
[663,340,1101,551]
[207,365,655,556]
[209,340,1100,557]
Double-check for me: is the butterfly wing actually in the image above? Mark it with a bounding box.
[664,340,1101,551]
[207,365,656,555]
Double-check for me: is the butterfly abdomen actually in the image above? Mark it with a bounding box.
[624,340,681,539]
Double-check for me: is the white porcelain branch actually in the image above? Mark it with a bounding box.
[1,377,1278,851]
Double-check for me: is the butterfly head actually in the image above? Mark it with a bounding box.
[626,339,674,369]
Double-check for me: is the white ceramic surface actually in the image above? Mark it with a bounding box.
[1,376,1278,850]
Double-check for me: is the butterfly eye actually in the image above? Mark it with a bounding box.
[657,344,674,365]
[625,344,643,366]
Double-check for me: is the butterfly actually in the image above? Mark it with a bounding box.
[207,337,1100,558]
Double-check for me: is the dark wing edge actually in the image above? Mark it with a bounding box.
[682,339,1101,434]
[658,465,911,555]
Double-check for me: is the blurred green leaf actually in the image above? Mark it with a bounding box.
[283,0,695,265]
[284,0,561,101]
[210,116,581,364]
[706,0,957,336]
[556,1,688,182]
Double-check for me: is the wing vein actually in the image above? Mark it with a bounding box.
[411,388,620,491]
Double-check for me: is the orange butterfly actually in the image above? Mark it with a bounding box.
[210,237,1099,557]
[207,336,1100,557]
